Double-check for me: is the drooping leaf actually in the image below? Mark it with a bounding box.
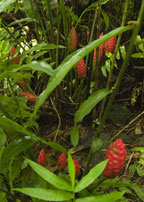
[75,191,126,202]
[12,61,55,77]
[26,159,72,192]
[13,188,74,201]
[74,89,111,125]
[75,160,108,193]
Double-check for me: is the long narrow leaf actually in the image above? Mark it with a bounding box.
[75,191,126,202]
[26,159,72,191]
[13,188,74,201]
[74,89,111,125]
[75,160,108,193]
[32,25,133,118]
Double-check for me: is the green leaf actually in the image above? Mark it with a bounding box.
[70,127,79,147]
[75,191,126,202]
[101,9,109,31]
[32,25,134,118]
[120,45,126,60]
[0,0,16,12]
[75,160,108,193]
[91,138,102,154]
[13,188,74,201]
[25,43,65,53]
[12,61,55,77]
[0,136,34,172]
[68,151,75,189]
[26,159,72,192]
[74,89,111,125]
[131,53,144,58]
[8,18,37,26]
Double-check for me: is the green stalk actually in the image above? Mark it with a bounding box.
[46,0,55,45]
[59,0,68,46]
[84,0,144,174]
[99,0,130,120]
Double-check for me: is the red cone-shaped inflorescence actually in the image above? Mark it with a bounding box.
[76,58,86,78]
[68,27,78,51]
[104,36,117,53]
[93,32,104,65]
[38,148,47,166]
[21,92,37,103]
[73,158,80,177]
[10,46,20,64]
[103,138,126,178]
[58,152,67,170]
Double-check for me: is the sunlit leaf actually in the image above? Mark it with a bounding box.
[13,188,74,201]
[26,159,72,191]
[75,160,108,193]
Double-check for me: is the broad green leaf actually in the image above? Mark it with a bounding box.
[13,188,74,201]
[32,25,134,118]
[26,159,72,191]
[75,160,108,193]
[131,53,144,58]
[70,127,79,147]
[68,151,75,189]
[75,191,126,202]
[0,0,16,12]
[12,61,55,77]
[74,89,111,125]
[0,136,34,172]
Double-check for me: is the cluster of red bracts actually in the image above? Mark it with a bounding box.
[68,27,117,79]
[37,138,126,179]
[103,138,126,178]
[38,149,80,177]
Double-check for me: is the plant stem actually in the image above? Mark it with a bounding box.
[84,0,144,174]
[99,0,130,120]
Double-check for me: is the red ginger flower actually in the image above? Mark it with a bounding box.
[68,27,78,51]
[73,158,80,177]
[103,138,126,178]
[21,92,37,103]
[104,36,117,53]
[93,32,104,65]
[38,148,47,166]
[58,152,67,170]
[10,46,20,64]
[76,58,86,78]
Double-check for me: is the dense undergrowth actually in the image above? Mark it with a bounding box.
[0,0,144,201]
